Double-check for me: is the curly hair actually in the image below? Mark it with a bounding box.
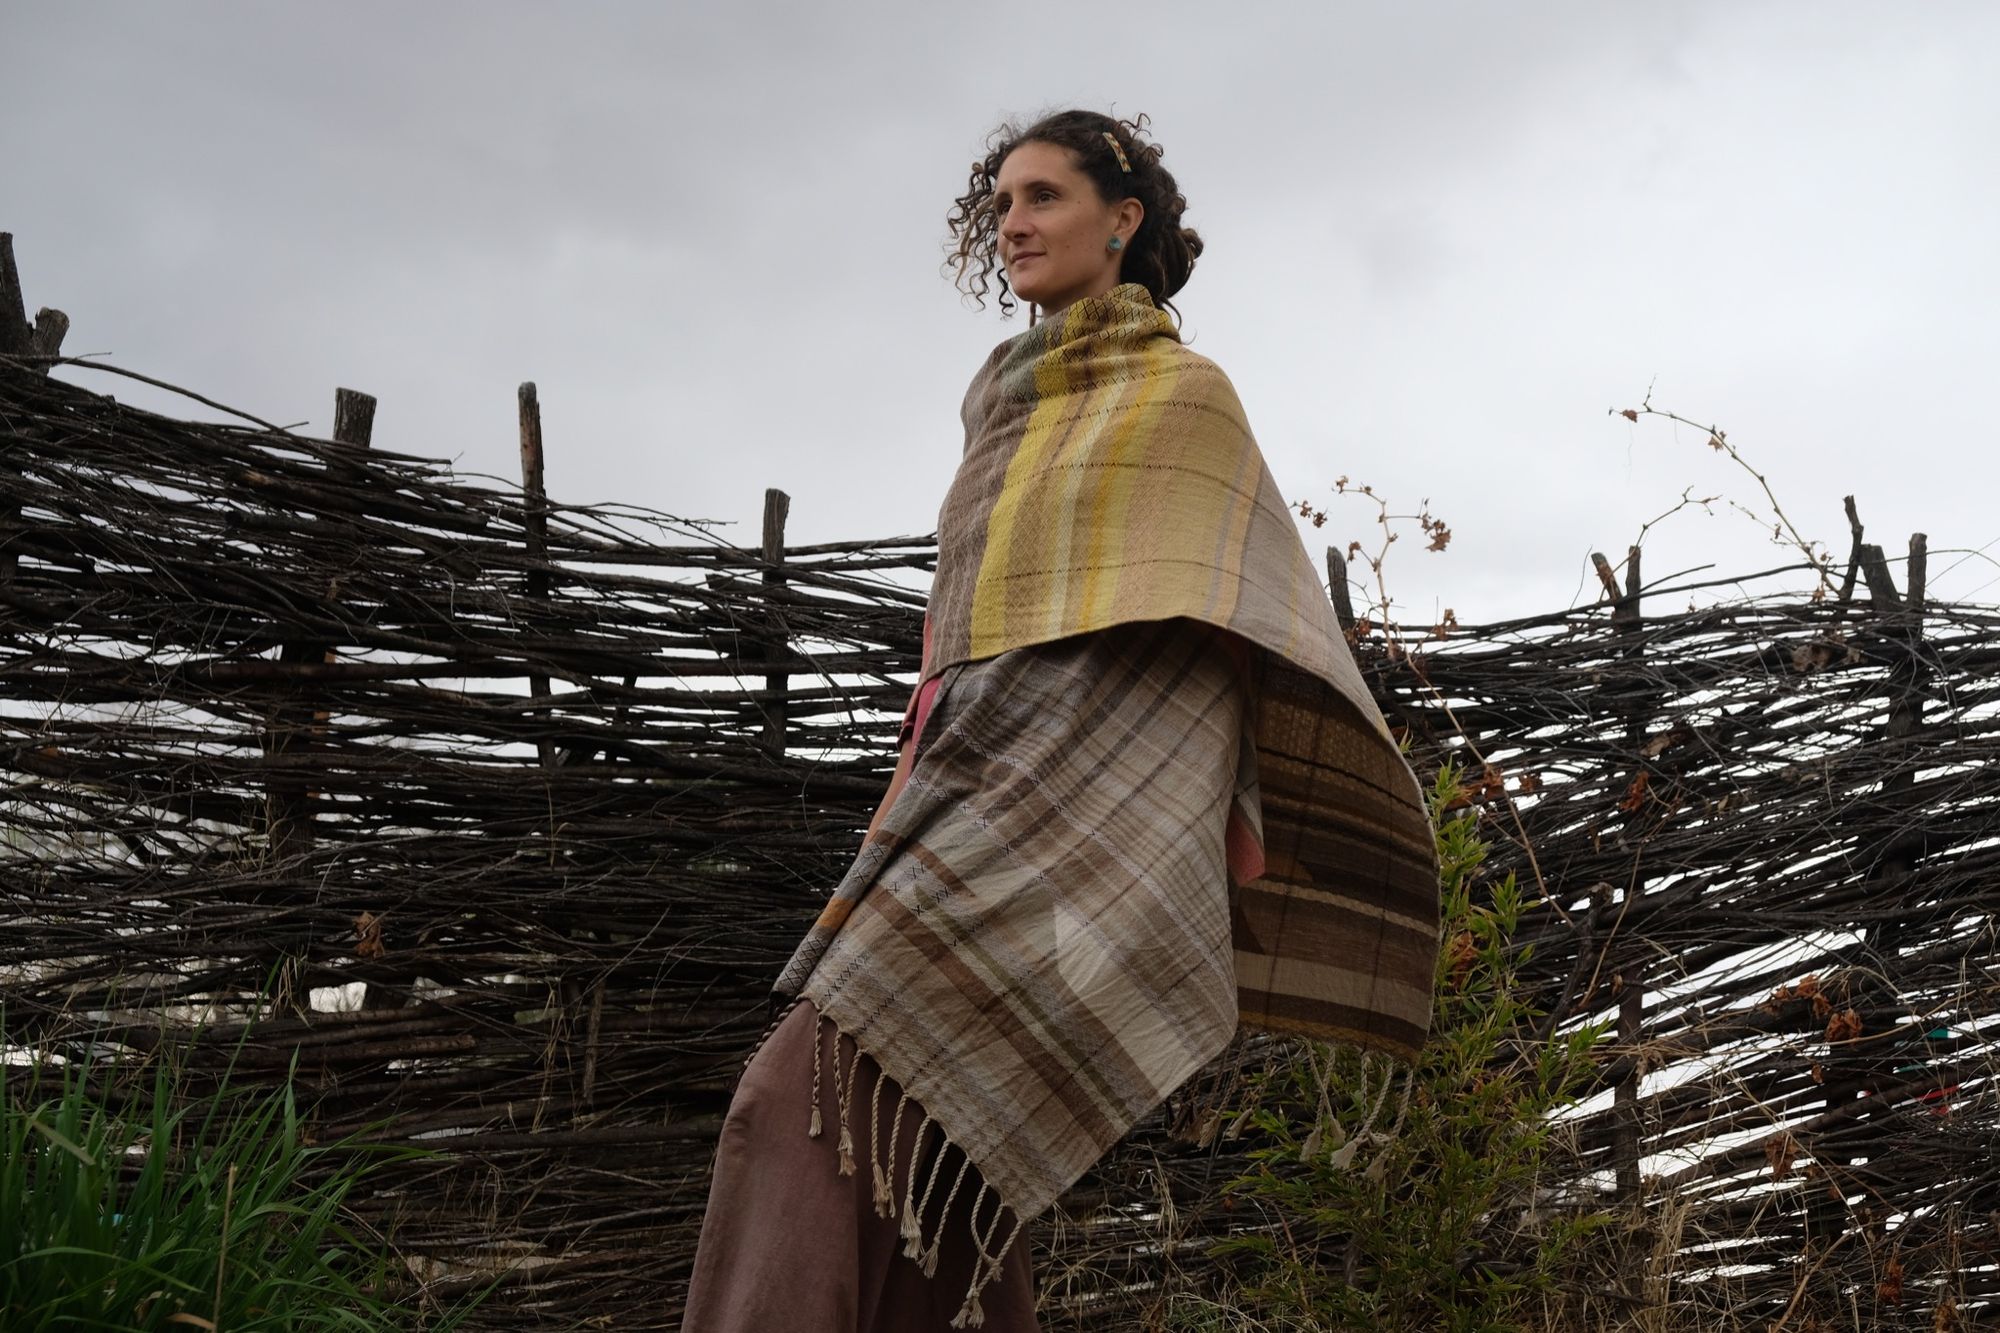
[945,110,1203,320]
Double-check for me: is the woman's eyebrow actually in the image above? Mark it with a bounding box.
[995,177,1064,197]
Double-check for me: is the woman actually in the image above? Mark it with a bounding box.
[683,109,1438,1332]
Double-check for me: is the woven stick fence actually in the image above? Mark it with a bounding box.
[3,236,1995,1328]
[1378,541,1998,1327]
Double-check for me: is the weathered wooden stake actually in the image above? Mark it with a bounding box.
[1838,495,1865,603]
[1324,547,1357,632]
[0,236,22,591]
[264,389,375,1012]
[0,233,30,357]
[1610,544,1647,1206]
[519,383,553,769]
[761,488,792,757]
[1812,528,1930,1249]
[0,234,69,364]
[333,386,376,445]
[268,389,377,862]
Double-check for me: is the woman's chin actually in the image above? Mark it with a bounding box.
[1024,290,1083,315]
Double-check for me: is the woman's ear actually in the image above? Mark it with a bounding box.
[1116,197,1145,244]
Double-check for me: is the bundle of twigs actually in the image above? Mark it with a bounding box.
[0,358,931,1322]
[5,351,1995,1329]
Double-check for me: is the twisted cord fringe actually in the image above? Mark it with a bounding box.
[800,1008,1029,1320]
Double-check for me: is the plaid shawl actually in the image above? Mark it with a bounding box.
[768,286,1437,1320]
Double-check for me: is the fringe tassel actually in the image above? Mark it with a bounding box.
[1300,1040,1336,1162]
[948,1183,994,1329]
[876,1089,911,1220]
[921,1155,974,1278]
[1354,1053,1395,1142]
[908,1122,952,1263]
[807,1011,825,1139]
[899,1114,934,1255]
[1297,1044,1419,1174]
[745,996,800,1075]
[967,1182,992,1249]
[833,1034,857,1175]
[795,1008,1033,1321]
[1363,1066,1416,1181]
[952,1203,1025,1330]
[867,1072,893,1215]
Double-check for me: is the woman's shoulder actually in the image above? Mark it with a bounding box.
[1160,342,1249,417]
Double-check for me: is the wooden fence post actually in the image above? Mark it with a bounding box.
[0,233,67,362]
[1609,544,1648,1208]
[760,488,791,758]
[1324,546,1357,633]
[0,233,26,357]
[333,385,375,446]
[519,383,553,770]
[1801,531,1930,1253]
[262,388,373,1013]
[1,234,67,595]
[267,388,374,860]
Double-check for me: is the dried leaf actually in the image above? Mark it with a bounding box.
[1765,1130,1798,1178]
[1879,1253,1905,1305]
[1826,1007,1863,1044]
[1619,770,1651,812]
[1446,931,1478,988]
[354,910,386,960]
[1620,408,1639,422]
[1641,728,1690,758]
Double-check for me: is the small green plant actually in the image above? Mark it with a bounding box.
[1205,762,1611,1332]
[2,1029,473,1331]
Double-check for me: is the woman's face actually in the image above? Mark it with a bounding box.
[993,141,1142,315]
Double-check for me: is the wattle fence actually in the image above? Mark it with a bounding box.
[3,236,1994,1329]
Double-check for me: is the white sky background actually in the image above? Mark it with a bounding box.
[8,1,1997,624]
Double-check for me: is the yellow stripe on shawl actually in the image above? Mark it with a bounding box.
[1071,337,1180,630]
[969,326,1073,655]
[972,319,1189,651]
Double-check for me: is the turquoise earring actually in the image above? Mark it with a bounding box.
[1107,236,1125,252]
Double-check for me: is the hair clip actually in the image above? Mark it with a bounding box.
[1102,132,1132,173]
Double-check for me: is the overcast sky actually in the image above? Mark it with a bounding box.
[8,1,1997,623]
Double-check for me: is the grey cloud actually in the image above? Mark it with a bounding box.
[7,0,1996,619]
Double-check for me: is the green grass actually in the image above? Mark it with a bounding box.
[2,1032,476,1332]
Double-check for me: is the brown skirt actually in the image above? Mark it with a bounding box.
[682,1000,1040,1332]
